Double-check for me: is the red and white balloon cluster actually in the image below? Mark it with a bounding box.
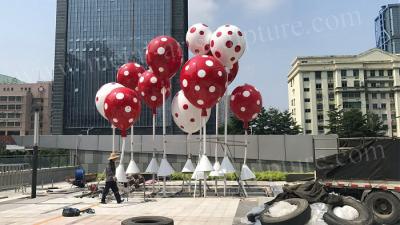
[95,35,183,134]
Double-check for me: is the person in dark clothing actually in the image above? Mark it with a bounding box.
[101,152,123,204]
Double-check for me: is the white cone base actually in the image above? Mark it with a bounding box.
[126,159,140,174]
[116,164,128,183]
[181,158,195,173]
[197,154,213,172]
[145,157,159,174]
[191,168,207,180]
[220,156,236,174]
[157,158,174,177]
[240,164,256,181]
[209,161,224,177]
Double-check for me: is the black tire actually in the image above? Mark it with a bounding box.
[121,216,174,225]
[260,198,311,225]
[364,191,400,225]
[323,196,373,225]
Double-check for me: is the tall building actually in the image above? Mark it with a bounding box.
[52,0,190,135]
[375,4,400,53]
[288,48,400,136]
[0,75,52,136]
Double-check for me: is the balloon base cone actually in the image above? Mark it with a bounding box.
[126,159,140,174]
[209,161,224,177]
[240,164,255,181]
[145,157,159,174]
[197,154,213,172]
[157,157,174,177]
[182,158,195,173]
[220,156,235,174]
[116,164,128,183]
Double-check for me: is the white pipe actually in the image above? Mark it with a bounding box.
[120,137,126,163]
[162,88,166,158]
[215,103,219,161]
[112,126,115,153]
[244,129,248,165]
[130,126,134,159]
[152,114,156,192]
[203,116,207,198]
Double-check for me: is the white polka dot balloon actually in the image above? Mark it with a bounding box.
[95,82,124,120]
[186,23,212,55]
[171,90,211,134]
[210,24,246,69]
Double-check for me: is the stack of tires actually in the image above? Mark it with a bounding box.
[259,192,400,225]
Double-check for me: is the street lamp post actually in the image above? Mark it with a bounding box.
[31,106,40,198]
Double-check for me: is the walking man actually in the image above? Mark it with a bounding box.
[101,152,123,204]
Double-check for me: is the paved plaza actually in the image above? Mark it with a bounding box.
[0,182,272,225]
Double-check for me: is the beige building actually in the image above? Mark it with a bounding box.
[288,48,400,136]
[0,75,52,136]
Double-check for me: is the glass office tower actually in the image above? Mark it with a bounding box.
[376,4,400,53]
[52,0,189,134]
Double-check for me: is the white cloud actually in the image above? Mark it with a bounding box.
[188,0,219,25]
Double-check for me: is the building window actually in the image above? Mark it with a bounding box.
[305,119,312,123]
[379,70,384,77]
[328,93,334,100]
[388,70,393,77]
[382,114,388,120]
[371,82,377,88]
[329,104,335,110]
[372,93,377,99]
[304,88,310,92]
[354,81,360,87]
[315,71,321,79]
[381,103,386,109]
[304,98,310,102]
[370,70,375,77]
[316,93,323,100]
[15,96,21,102]
[373,104,378,109]
[390,93,395,99]
[342,81,347,87]
[317,114,324,121]
[318,126,324,132]
[15,105,21,110]
[8,96,15,101]
[306,130,312,134]
[316,83,322,89]
[305,109,311,113]
[8,105,15,110]
[341,70,347,79]
[0,97,7,102]
[327,71,333,80]
[328,83,334,89]
[303,77,309,82]
[317,103,323,110]
[381,93,386,99]
[353,69,359,78]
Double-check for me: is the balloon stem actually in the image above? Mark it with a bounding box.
[162,88,166,158]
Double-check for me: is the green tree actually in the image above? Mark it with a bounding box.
[326,108,386,137]
[221,107,302,135]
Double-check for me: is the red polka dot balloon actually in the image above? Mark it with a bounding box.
[116,62,145,91]
[137,70,171,114]
[171,90,211,134]
[230,84,262,129]
[210,24,246,68]
[186,23,212,55]
[146,35,183,80]
[104,87,141,137]
[226,62,239,85]
[180,55,227,116]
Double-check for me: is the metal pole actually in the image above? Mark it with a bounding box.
[152,114,156,192]
[203,117,207,198]
[31,109,39,198]
[112,126,116,153]
[162,87,166,197]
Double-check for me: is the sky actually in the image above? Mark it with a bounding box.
[0,0,399,109]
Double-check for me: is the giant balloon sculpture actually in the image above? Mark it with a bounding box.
[230,84,262,180]
[116,62,145,175]
[145,35,183,196]
[104,87,141,182]
[94,21,261,198]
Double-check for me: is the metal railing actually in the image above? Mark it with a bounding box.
[0,154,71,169]
[0,163,29,192]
